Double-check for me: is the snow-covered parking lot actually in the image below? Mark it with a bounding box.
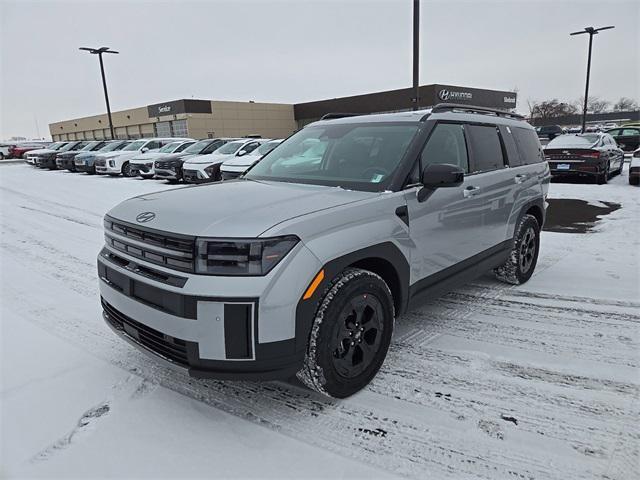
[1,163,638,479]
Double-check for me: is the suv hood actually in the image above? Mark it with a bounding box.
[27,148,57,156]
[222,154,261,168]
[107,179,374,238]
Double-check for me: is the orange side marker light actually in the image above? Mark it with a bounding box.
[303,270,325,300]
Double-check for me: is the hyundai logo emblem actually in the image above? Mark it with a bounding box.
[439,89,450,101]
[136,212,156,223]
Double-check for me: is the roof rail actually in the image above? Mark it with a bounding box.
[431,103,524,120]
[320,112,362,120]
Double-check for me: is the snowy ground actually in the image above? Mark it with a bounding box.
[1,163,638,479]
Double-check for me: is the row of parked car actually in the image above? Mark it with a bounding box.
[23,136,284,183]
[536,123,640,150]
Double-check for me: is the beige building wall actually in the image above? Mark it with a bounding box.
[49,100,297,142]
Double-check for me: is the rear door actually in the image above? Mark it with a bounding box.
[464,124,516,252]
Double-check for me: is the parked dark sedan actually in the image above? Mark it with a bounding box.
[537,125,564,142]
[544,133,625,184]
[35,141,88,169]
[606,127,640,152]
[56,140,109,171]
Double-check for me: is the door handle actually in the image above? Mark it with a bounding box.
[463,186,480,198]
[514,174,528,184]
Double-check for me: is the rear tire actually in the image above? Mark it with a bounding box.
[494,214,540,285]
[596,163,609,184]
[296,268,395,398]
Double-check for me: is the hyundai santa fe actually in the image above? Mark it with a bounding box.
[98,104,550,398]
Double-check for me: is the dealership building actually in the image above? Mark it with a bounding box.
[49,84,517,141]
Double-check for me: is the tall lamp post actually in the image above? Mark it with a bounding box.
[412,0,420,110]
[570,26,614,133]
[79,46,119,139]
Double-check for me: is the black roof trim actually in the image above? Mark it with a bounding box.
[431,103,524,120]
[320,112,362,120]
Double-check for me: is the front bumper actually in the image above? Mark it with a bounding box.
[95,161,120,175]
[37,156,57,168]
[154,167,181,180]
[130,162,155,177]
[97,240,322,380]
[57,158,76,170]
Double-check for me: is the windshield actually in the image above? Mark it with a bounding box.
[81,141,102,151]
[49,142,66,150]
[183,140,212,154]
[99,141,126,152]
[245,124,419,191]
[123,140,146,151]
[58,142,80,152]
[547,134,600,148]
[216,141,245,155]
[255,140,281,155]
[159,142,181,153]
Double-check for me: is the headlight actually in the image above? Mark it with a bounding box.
[195,236,299,275]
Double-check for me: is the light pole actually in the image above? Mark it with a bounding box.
[570,26,614,133]
[412,0,420,111]
[79,46,119,139]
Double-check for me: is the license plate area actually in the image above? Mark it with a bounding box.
[557,163,570,170]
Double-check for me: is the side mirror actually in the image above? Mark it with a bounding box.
[417,163,464,202]
[141,147,149,153]
[237,149,247,157]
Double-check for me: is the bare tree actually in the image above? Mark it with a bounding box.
[612,97,639,112]
[528,99,577,121]
[575,96,612,114]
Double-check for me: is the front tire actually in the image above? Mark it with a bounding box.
[297,268,395,398]
[494,214,540,285]
[122,162,133,177]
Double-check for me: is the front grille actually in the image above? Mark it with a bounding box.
[104,217,196,273]
[182,170,200,182]
[155,159,181,169]
[95,158,106,167]
[102,299,189,366]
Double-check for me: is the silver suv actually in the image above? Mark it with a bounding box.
[98,104,550,398]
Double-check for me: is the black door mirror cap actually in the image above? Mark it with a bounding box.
[417,163,465,202]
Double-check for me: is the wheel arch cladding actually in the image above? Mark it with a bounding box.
[524,202,544,228]
[294,242,409,353]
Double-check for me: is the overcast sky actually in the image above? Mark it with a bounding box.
[1,0,638,140]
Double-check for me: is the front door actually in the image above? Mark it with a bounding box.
[404,122,485,285]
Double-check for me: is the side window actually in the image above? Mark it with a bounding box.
[202,141,222,154]
[465,125,505,173]
[622,128,640,136]
[512,127,544,165]
[145,141,160,150]
[243,142,260,154]
[420,123,469,173]
[498,125,523,167]
[175,142,192,153]
[608,129,621,136]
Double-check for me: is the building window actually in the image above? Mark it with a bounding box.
[171,119,188,137]
[154,121,172,137]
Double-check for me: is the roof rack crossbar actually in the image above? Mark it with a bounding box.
[431,103,524,120]
[320,112,362,120]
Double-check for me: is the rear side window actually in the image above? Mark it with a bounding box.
[512,127,544,165]
[498,126,523,167]
[420,123,469,173]
[622,128,640,136]
[466,125,505,173]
